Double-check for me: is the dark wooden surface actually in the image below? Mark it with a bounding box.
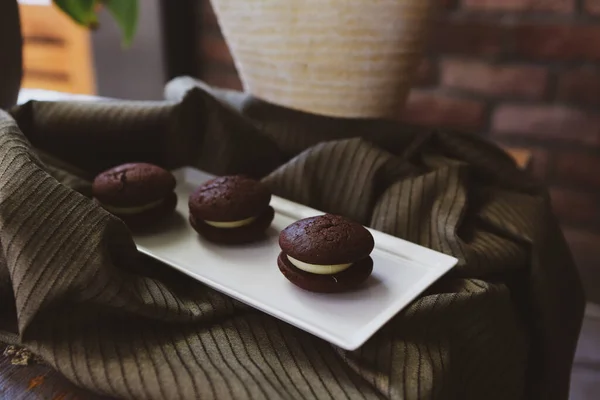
[0,344,115,400]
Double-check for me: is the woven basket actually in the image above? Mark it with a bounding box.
[210,0,436,119]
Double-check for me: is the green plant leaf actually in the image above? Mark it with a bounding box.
[52,0,97,27]
[102,0,139,47]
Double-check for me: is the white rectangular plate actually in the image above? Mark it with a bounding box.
[133,167,458,350]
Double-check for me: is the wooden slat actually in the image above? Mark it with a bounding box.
[19,4,96,95]
[22,43,69,75]
[20,70,71,93]
[20,3,66,41]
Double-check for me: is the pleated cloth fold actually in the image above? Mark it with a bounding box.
[0,82,584,400]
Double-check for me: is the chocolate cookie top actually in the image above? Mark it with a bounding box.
[188,175,271,222]
[92,163,176,207]
[279,214,374,265]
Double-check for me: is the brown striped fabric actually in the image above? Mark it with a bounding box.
[0,83,585,400]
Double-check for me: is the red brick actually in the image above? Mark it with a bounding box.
[555,152,600,188]
[440,0,458,8]
[441,59,548,99]
[585,0,600,15]
[528,147,550,180]
[201,68,243,91]
[463,0,524,11]
[431,20,506,56]
[518,147,550,180]
[501,146,533,170]
[399,91,486,131]
[549,187,600,224]
[513,23,600,61]
[200,35,234,64]
[563,229,600,260]
[557,67,600,107]
[464,0,574,12]
[414,59,437,87]
[563,228,600,302]
[200,0,219,28]
[497,144,550,179]
[463,0,574,12]
[491,105,600,145]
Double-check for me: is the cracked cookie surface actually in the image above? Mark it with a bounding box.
[92,163,176,207]
[188,175,271,222]
[279,214,374,265]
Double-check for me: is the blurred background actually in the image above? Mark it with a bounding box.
[198,0,600,312]
[25,0,598,301]
[16,0,600,396]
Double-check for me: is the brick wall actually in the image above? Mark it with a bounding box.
[197,0,600,299]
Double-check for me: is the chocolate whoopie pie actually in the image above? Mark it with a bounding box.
[278,214,375,293]
[188,175,274,244]
[92,163,177,228]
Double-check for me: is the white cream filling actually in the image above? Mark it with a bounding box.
[204,215,257,228]
[101,198,164,215]
[287,255,352,275]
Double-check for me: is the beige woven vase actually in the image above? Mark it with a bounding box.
[210,0,436,119]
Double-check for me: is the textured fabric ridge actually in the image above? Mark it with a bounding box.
[0,83,585,400]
